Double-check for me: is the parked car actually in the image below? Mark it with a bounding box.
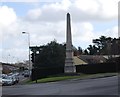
[13,74,19,83]
[22,72,24,75]
[0,74,11,86]
[8,74,19,84]
[14,72,19,76]
[2,76,14,86]
[24,72,29,77]
[2,74,7,77]
[24,70,30,77]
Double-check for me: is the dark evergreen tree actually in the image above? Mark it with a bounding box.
[33,40,66,68]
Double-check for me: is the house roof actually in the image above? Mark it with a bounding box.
[78,55,107,64]
[73,56,87,65]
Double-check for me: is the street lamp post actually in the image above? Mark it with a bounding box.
[22,32,31,79]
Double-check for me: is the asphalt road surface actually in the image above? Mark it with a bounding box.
[2,76,119,95]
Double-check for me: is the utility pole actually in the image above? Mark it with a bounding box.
[22,32,31,79]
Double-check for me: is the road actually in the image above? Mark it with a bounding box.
[2,76,119,95]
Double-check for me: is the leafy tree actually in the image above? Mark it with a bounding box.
[78,46,83,55]
[93,36,108,54]
[87,45,98,55]
[111,37,120,55]
[84,49,89,55]
[33,41,65,68]
[92,36,112,54]
[90,36,120,55]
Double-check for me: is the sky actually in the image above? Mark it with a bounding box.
[0,0,119,63]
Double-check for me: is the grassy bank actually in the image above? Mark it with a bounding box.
[26,72,117,84]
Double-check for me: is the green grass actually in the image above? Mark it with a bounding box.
[28,76,83,84]
[26,72,117,84]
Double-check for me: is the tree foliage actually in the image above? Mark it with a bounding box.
[31,41,65,68]
[86,36,120,55]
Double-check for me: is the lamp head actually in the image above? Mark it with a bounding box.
[22,32,26,34]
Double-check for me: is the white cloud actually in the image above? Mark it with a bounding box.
[24,21,66,45]
[0,5,29,62]
[72,22,94,39]
[118,26,120,37]
[2,48,28,63]
[1,0,41,2]
[0,32,2,45]
[1,0,62,2]
[25,0,118,22]
[46,0,71,11]
[72,22,94,48]
[98,0,118,19]
[27,8,42,20]
[0,0,119,63]
[90,26,118,41]
[0,5,18,43]
[75,0,100,14]
[74,0,118,20]
[0,6,17,26]
[105,26,118,38]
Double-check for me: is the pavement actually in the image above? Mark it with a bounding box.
[2,76,119,96]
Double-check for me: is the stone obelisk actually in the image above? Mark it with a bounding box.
[64,13,76,73]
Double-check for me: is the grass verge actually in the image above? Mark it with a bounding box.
[26,72,118,84]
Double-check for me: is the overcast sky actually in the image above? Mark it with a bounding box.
[0,0,119,63]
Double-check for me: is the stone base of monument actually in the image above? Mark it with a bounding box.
[64,65,76,73]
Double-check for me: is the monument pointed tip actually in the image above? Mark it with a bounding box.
[67,13,70,15]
